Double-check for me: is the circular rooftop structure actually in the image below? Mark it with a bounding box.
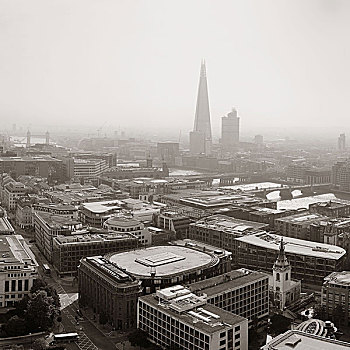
[107,245,219,279]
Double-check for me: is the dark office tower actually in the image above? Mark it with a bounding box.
[45,131,50,145]
[338,133,346,151]
[190,61,212,155]
[221,108,240,151]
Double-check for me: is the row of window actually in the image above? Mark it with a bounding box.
[5,279,29,292]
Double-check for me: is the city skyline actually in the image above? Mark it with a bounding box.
[1,0,350,137]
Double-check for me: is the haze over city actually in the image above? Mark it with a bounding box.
[2,2,350,350]
[1,0,350,140]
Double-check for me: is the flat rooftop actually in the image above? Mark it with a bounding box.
[236,232,346,260]
[324,271,350,286]
[192,215,269,233]
[275,212,328,224]
[107,245,219,278]
[0,235,37,265]
[54,231,136,245]
[36,212,81,229]
[141,289,245,334]
[0,217,14,233]
[261,330,350,349]
[81,200,122,214]
[189,269,268,296]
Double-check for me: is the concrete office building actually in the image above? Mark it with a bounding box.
[274,211,328,240]
[79,200,122,227]
[103,217,151,246]
[52,230,138,276]
[189,269,269,327]
[73,158,109,179]
[332,160,350,192]
[33,211,83,262]
[0,235,38,307]
[261,330,350,350]
[322,271,350,325]
[138,285,248,350]
[2,181,26,211]
[221,108,240,151]
[235,232,346,285]
[104,245,231,294]
[78,256,142,330]
[338,133,346,151]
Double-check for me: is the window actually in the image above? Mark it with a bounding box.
[5,281,9,292]
[24,280,29,291]
[276,273,280,281]
[286,273,289,281]
[11,280,16,292]
[18,280,22,292]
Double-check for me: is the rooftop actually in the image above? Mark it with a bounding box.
[54,231,137,245]
[106,245,219,278]
[189,269,268,297]
[141,286,245,334]
[0,217,14,234]
[236,232,346,260]
[0,235,37,266]
[80,200,122,214]
[35,212,82,229]
[191,215,269,234]
[324,271,350,286]
[261,330,350,350]
[105,216,141,227]
[275,211,328,224]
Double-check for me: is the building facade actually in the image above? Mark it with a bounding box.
[321,271,350,326]
[221,108,240,152]
[78,256,142,330]
[0,235,38,307]
[189,269,269,328]
[138,285,248,350]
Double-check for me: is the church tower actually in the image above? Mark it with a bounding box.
[272,238,292,310]
[190,61,212,156]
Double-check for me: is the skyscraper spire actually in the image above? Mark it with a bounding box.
[190,61,212,155]
[193,60,212,142]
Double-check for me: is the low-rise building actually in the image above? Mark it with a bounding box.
[73,158,109,179]
[0,216,14,234]
[52,230,139,276]
[309,200,350,218]
[0,235,38,307]
[78,256,142,330]
[33,211,83,262]
[261,329,350,350]
[274,211,328,240]
[3,181,26,211]
[189,269,269,328]
[138,285,248,350]
[15,197,33,229]
[79,200,122,227]
[156,210,190,239]
[103,217,151,246]
[235,232,346,285]
[322,271,350,326]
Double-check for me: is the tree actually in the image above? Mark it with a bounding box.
[14,295,30,317]
[31,278,48,294]
[4,315,27,337]
[32,338,47,350]
[31,278,61,309]
[25,290,57,332]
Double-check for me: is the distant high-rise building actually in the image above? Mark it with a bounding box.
[190,61,212,155]
[221,108,240,151]
[254,134,264,145]
[338,133,346,151]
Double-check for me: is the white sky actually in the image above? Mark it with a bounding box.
[1,0,350,137]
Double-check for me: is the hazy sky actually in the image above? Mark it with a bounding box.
[1,0,350,138]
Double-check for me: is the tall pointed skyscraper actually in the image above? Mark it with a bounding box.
[190,61,212,155]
